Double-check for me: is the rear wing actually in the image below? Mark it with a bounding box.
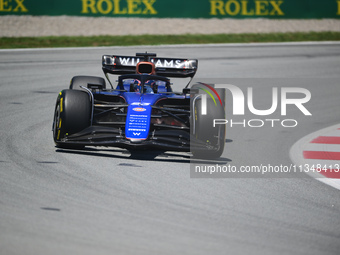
[102,53,198,78]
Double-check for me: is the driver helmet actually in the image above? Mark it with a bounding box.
[133,79,142,92]
[144,80,155,93]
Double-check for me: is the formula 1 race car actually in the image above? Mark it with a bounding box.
[52,52,226,159]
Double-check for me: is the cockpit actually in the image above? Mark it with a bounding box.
[117,74,172,93]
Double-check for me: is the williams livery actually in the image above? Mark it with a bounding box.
[52,52,226,158]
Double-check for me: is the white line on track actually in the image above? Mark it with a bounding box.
[303,143,340,152]
[1,41,340,52]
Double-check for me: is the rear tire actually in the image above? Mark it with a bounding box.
[70,75,106,91]
[53,89,91,149]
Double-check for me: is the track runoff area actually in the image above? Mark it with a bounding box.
[291,123,340,191]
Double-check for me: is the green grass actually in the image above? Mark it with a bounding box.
[1,32,339,49]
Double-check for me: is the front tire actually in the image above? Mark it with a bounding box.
[53,89,91,149]
[191,90,226,159]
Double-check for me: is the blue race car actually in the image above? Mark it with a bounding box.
[52,52,226,158]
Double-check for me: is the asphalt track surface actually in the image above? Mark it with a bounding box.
[1,43,340,255]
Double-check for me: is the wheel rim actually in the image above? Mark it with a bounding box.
[53,104,61,142]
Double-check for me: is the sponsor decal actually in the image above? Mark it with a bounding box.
[0,0,28,12]
[209,0,284,17]
[126,106,151,139]
[131,102,150,106]
[133,107,147,112]
[116,57,193,69]
[81,0,157,15]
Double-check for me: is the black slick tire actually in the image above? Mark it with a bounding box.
[192,93,226,159]
[53,89,91,149]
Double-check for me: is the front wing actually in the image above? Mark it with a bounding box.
[56,125,219,152]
